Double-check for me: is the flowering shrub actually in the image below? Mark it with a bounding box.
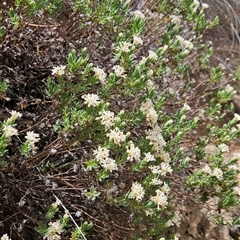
[0,0,240,239]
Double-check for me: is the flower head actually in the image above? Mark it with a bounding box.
[133,10,145,19]
[218,143,229,153]
[116,41,132,53]
[160,162,173,176]
[126,141,141,162]
[146,125,166,149]
[148,50,158,61]
[212,168,223,181]
[172,210,181,227]
[93,67,107,85]
[234,113,240,121]
[146,108,158,126]
[82,93,100,107]
[138,56,147,66]
[202,3,209,9]
[100,157,118,172]
[93,146,110,162]
[183,103,191,111]
[169,15,181,29]
[44,220,64,240]
[52,65,66,76]
[143,152,156,162]
[96,110,116,129]
[161,182,171,194]
[107,127,126,145]
[202,164,212,174]
[3,125,18,138]
[130,182,145,201]
[176,35,193,51]
[151,189,168,210]
[192,0,200,12]
[1,234,11,240]
[225,84,236,94]
[112,65,125,78]
[25,131,40,147]
[141,99,158,126]
[7,110,22,124]
[151,177,163,185]
[133,35,143,45]
[149,165,162,174]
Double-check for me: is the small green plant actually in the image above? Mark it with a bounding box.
[36,196,92,240]
[0,81,8,93]
[85,186,101,201]
[8,7,20,27]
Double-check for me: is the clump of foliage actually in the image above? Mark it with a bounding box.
[0,0,240,239]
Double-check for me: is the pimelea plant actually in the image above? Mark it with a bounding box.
[0,0,240,239]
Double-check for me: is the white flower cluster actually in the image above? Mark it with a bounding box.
[202,164,223,181]
[148,50,158,61]
[176,35,193,54]
[7,110,22,124]
[202,3,209,9]
[25,131,40,148]
[225,84,237,95]
[1,234,11,240]
[112,65,126,78]
[52,65,66,76]
[182,103,191,111]
[233,152,240,160]
[212,168,224,180]
[107,127,127,145]
[234,113,240,122]
[151,177,163,185]
[3,125,18,138]
[202,164,212,174]
[191,0,209,12]
[130,182,145,201]
[2,111,22,138]
[150,189,168,210]
[160,162,173,176]
[156,146,171,163]
[126,141,141,162]
[138,56,147,66]
[93,146,118,172]
[96,110,117,129]
[116,41,132,53]
[233,186,240,196]
[143,152,156,162]
[140,99,158,126]
[93,66,107,85]
[192,0,200,12]
[169,15,181,29]
[217,143,229,153]
[146,125,165,151]
[43,220,64,240]
[82,93,100,107]
[149,162,172,176]
[145,124,171,163]
[165,210,181,227]
[2,111,40,155]
[145,79,155,90]
[133,10,145,19]
[93,146,109,161]
[133,35,143,46]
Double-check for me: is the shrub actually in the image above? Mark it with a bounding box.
[0,0,240,239]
